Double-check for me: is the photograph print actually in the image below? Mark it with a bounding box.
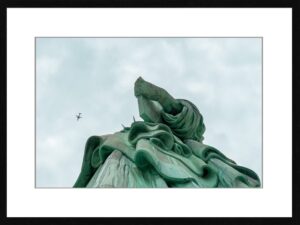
[35,37,262,188]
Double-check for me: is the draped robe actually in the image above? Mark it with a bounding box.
[74,98,260,188]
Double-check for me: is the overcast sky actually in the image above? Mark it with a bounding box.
[36,37,262,187]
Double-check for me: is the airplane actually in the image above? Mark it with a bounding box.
[76,113,82,121]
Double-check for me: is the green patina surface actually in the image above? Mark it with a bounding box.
[74,77,261,188]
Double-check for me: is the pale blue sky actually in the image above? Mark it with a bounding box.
[36,38,262,187]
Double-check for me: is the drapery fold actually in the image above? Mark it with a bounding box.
[161,99,206,142]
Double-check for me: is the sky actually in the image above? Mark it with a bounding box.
[36,38,262,187]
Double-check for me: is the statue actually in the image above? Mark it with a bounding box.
[74,77,260,188]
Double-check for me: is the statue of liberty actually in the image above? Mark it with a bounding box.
[74,77,261,188]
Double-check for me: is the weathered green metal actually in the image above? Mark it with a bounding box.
[74,77,260,188]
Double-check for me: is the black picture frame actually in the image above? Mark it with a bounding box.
[1,1,298,225]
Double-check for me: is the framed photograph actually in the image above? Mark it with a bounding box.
[3,3,295,225]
